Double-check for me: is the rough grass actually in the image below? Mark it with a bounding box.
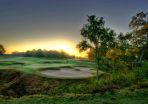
[0,89,148,104]
[1,67,147,97]
[0,69,94,97]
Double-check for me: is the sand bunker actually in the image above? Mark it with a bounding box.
[40,67,93,78]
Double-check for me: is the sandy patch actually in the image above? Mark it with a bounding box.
[40,67,93,78]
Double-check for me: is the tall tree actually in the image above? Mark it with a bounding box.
[0,44,6,55]
[129,12,148,61]
[77,15,116,79]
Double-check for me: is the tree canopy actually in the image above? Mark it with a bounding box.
[77,15,116,79]
[129,12,148,61]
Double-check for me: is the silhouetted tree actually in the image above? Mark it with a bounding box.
[11,49,72,59]
[77,15,116,79]
[0,44,5,55]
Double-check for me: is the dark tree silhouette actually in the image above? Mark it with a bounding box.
[0,44,5,55]
[11,49,72,59]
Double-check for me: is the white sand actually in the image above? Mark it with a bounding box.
[40,67,93,78]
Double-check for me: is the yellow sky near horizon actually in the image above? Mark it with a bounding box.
[6,40,87,57]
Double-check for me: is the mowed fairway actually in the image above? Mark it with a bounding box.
[0,56,96,78]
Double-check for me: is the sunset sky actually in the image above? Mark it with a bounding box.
[0,0,147,56]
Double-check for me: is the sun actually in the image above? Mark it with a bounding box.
[50,44,74,55]
[46,41,88,57]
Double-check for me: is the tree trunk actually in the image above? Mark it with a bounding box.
[139,49,145,62]
[96,58,100,80]
[139,44,148,62]
[95,47,100,80]
[139,34,148,61]
[96,65,99,80]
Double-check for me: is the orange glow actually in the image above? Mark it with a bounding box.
[6,39,87,57]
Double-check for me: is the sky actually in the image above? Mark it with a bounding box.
[0,0,147,56]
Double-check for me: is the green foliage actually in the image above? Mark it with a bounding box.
[89,72,136,92]
[77,15,116,55]
[129,12,148,61]
[88,62,148,93]
[99,58,128,72]
[134,61,148,80]
[111,72,136,87]
[77,15,116,79]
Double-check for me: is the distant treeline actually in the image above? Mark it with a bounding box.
[11,49,73,58]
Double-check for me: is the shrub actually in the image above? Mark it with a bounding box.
[100,58,128,72]
[132,61,148,81]
[89,71,137,93]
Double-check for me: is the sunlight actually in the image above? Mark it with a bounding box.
[46,40,87,57]
[7,39,87,57]
[48,42,74,55]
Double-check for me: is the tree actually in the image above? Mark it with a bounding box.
[77,15,116,79]
[129,12,148,61]
[0,44,5,55]
[106,47,121,61]
[87,49,95,60]
[116,32,134,62]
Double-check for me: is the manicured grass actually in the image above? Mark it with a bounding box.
[0,89,148,104]
[0,56,95,74]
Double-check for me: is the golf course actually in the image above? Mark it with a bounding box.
[0,56,96,78]
[0,1,148,103]
[0,56,148,104]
